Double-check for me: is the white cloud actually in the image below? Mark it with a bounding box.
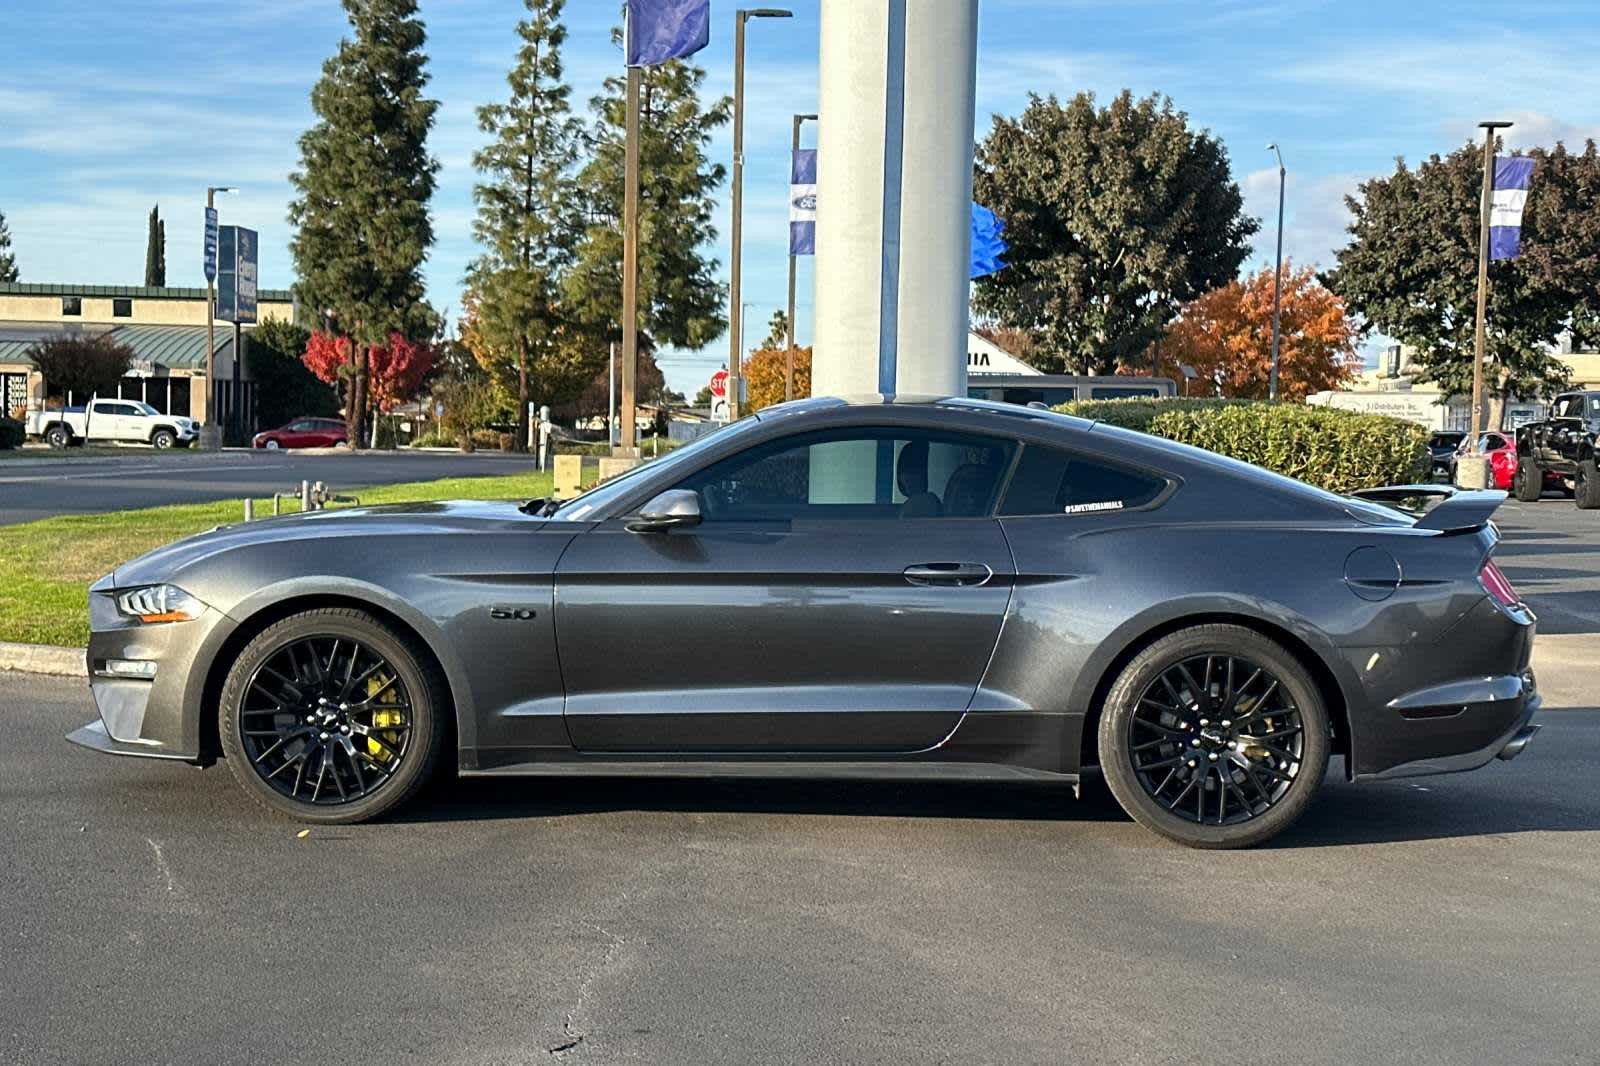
[1239,167,1363,274]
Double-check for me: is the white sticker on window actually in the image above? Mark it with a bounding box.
[1063,500,1124,515]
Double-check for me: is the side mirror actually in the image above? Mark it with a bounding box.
[627,489,703,534]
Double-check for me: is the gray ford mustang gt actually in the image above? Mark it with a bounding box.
[68,396,1540,848]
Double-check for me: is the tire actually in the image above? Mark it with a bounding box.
[1513,459,1543,502]
[218,608,450,824]
[1577,460,1600,510]
[265,439,280,451]
[151,429,176,450]
[45,424,71,449]
[1097,624,1331,849]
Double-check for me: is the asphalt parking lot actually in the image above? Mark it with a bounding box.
[0,449,540,526]
[2,495,1597,1065]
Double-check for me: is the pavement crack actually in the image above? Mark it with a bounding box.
[549,921,629,1057]
[145,837,177,895]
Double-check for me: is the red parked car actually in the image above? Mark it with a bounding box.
[1450,431,1518,490]
[252,417,349,450]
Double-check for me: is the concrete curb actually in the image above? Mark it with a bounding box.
[1,633,1592,703]
[0,641,85,677]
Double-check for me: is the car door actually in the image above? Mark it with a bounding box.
[553,423,1020,753]
[86,401,128,440]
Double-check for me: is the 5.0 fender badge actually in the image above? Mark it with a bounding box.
[489,606,538,621]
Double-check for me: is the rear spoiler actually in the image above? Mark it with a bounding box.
[1350,485,1506,533]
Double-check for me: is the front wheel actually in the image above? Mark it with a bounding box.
[1098,625,1330,849]
[219,608,449,823]
[265,439,281,450]
[1576,460,1600,510]
[151,429,176,450]
[1513,459,1543,502]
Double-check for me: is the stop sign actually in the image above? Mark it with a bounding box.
[709,369,729,398]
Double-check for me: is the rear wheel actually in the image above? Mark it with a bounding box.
[45,424,71,449]
[1513,459,1543,502]
[1098,625,1330,849]
[1576,460,1600,510]
[219,608,448,823]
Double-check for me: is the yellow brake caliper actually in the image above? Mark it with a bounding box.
[366,672,404,764]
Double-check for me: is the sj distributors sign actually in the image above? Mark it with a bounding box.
[216,226,258,325]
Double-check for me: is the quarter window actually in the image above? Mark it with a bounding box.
[999,445,1167,515]
[674,427,1018,522]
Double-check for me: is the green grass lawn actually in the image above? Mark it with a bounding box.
[0,470,559,648]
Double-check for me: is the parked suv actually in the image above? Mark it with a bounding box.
[25,400,199,449]
[1515,391,1600,507]
[1427,430,1466,481]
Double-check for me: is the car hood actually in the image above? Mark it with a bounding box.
[114,499,546,588]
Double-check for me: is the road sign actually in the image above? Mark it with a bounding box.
[216,225,258,324]
[711,396,730,423]
[709,369,728,398]
[203,207,219,283]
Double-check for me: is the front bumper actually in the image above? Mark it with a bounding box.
[65,578,235,765]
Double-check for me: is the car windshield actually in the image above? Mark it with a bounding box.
[547,418,764,521]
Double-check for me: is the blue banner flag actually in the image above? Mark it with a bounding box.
[626,0,711,67]
[1489,156,1534,261]
[970,203,1008,279]
[789,149,817,256]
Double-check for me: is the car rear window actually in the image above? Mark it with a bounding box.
[999,445,1167,515]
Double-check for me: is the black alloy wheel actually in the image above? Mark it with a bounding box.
[1099,624,1330,849]
[220,608,447,823]
[1128,654,1303,826]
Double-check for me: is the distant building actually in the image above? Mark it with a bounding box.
[1307,341,1600,430]
[0,281,296,433]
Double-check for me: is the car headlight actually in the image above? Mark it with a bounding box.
[114,585,205,624]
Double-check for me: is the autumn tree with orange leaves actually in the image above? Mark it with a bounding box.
[1148,263,1360,401]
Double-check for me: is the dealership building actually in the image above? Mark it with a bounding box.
[0,281,295,431]
[1308,341,1600,430]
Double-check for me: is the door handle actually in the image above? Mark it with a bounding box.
[903,562,994,587]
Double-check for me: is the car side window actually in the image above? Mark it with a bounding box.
[673,426,1017,522]
[289,420,315,431]
[998,444,1167,516]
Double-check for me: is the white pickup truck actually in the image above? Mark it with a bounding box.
[26,400,201,449]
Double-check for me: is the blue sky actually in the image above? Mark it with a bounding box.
[2,0,1598,395]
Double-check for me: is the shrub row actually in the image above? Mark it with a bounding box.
[1055,398,1431,494]
[0,416,23,450]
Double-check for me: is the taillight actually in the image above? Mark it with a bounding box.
[1479,559,1521,608]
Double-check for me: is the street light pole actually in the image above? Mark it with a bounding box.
[727,7,793,422]
[1266,144,1285,401]
[786,111,818,403]
[1471,121,1514,460]
[202,185,235,450]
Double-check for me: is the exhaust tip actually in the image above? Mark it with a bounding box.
[1497,723,1541,761]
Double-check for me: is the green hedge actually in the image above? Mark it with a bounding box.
[1055,399,1430,494]
[1055,397,1247,431]
[0,416,23,450]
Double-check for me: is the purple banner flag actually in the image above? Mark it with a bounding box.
[1489,155,1534,261]
[626,0,711,67]
[789,149,817,256]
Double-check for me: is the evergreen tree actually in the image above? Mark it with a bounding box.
[974,91,1258,374]
[0,209,18,283]
[1325,141,1587,424]
[144,205,166,287]
[465,0,585,451]
[288,0,440,447]
[565,33,730,351]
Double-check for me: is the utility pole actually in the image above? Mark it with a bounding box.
[1472,121,1513,461]
[201,185,234,450]
[619,58,642,458]
[787,111,818,402]
[727,8,793,421]
[1266,143,1286,401]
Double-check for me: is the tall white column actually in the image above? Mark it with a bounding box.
[811,0,979,399]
